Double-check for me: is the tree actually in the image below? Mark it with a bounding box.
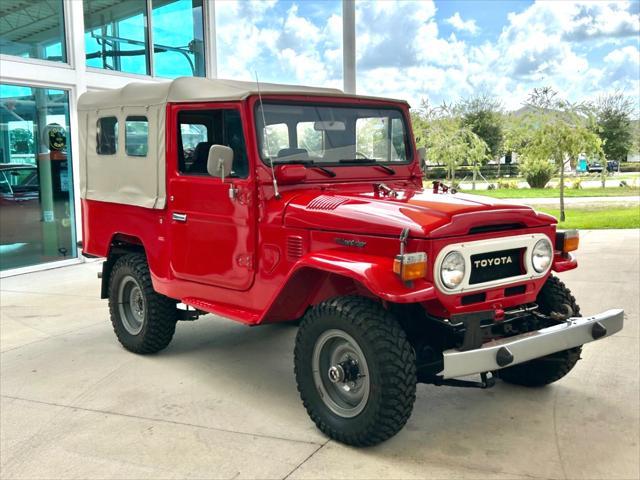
[456,94,504,160]
[524,87,604,221]
[504,113,555,188]
[424,116,488,186]
[595,92,635,162]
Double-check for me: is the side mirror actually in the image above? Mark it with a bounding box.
[207,144,234,181]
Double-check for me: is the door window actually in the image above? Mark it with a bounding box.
[178,109,249,178]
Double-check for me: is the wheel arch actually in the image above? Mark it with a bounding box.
[100,233,147,299]
[260,251,437,323]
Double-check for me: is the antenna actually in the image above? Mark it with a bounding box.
[255,71,280,199]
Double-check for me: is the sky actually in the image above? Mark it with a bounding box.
[214,0,640,112]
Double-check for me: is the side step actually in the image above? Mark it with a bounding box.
[182,297,261,325]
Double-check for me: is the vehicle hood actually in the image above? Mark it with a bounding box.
[283,186,555,238]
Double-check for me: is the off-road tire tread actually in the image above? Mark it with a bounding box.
[294,296,416,446]
[108,254,177,354]
[498,275,582,387]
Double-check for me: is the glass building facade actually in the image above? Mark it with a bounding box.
[0,0,352,274]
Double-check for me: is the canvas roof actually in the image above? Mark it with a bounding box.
[77,77,407,110]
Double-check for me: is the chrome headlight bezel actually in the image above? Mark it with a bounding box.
[531,238,553,273]
[440,250,466,289]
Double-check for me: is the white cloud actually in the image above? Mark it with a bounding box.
[214,0,639,113]
[445,12,479,35]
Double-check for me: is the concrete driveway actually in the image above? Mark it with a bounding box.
[1,230,638,479]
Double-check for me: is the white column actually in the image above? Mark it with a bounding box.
[204,0,218,78]
[65,0,87,246]
[342,0,356,94]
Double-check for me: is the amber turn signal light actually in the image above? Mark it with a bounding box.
[393,252,427,281]
[556,230,579,253]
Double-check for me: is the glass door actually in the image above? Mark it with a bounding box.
[0,84,77,271]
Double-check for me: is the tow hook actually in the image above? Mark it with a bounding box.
[549,304,574,322]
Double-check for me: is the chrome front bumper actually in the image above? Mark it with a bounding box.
[439,309,624,379]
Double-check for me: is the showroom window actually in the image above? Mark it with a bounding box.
[0,0,67,63]
[152,0,205,78]
[84,0,150,75]
[215,0,342,87]
[83,0,205,78]
[0,83,77,271]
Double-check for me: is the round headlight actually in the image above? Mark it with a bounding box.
[532,238,553,273]
[441,251,466,289]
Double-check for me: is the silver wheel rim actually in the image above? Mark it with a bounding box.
[118,275,145,335]
[312,329,370,418]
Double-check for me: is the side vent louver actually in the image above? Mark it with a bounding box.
[286,236,304,261]
[306,195,348,211]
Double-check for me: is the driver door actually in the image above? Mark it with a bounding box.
[168,105,255,291]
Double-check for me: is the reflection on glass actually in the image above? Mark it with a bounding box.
[0,0,67,62]
[84,0,150,75]
[125,116,148,156]
[256,103,409,164]
[0,84,77,271]
[152,0,205,78]
[215,0,342,86]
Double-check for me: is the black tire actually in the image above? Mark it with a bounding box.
[294,296,416,446]
[498,275,582,387]
[108,253,177,354]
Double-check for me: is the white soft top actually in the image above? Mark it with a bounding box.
[78,77,406,211]
[77,77,395,110]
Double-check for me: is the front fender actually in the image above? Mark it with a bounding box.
[291,250,437,304]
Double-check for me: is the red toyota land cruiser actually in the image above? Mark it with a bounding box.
[79,78,624,446]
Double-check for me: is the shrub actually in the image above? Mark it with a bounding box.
[571,179,582,189]
[519,157,556,189]
[487,183,496,190]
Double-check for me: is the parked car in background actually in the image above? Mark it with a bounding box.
[0,163,40,246]
[606,160,619,173]
[587,162,603,173]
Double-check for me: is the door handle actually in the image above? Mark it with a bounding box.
[172,212,187,222]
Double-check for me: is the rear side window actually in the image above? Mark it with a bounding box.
[125,116,148,157]
[96,117,118,155]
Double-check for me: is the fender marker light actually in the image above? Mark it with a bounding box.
[393,227,427,282]
[393,252,428,281]
[556,230,579,253]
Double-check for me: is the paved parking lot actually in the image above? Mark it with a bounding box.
[1,229,638,480]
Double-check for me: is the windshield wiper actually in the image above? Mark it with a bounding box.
[339,158,395,175]
[272,159,336,177]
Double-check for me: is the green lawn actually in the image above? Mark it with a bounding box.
[470,187,640,199]
[535,206,640,229]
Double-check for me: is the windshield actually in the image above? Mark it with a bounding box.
[255,103,410,165]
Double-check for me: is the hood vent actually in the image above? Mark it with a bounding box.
[306,195,349,211]
[286,236,304,261]
[468,223,525,235]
